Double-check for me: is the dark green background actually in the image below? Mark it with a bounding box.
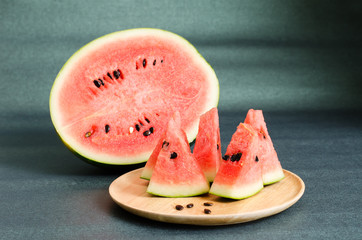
[1,1,361,239]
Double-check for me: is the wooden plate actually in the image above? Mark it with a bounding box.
[109,168,305,226]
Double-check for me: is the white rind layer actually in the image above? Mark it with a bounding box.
[263,168,285,185]
[49,28,219,165]
[147,180,210,197]
[209,180,264,200]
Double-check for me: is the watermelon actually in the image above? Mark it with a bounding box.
[147,116,210,197]
[49,28,219,165]
[209,123,263,199]
[193,107,222,182]
[140,112,188,180]
[244,109,284,184]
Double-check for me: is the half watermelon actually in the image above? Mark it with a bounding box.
[49,29,219,165]
[244,109,284,184]
[147,116,210,197]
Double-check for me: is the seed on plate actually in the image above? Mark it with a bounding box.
[204,209,211,214]
[186,203,194,208]
[203,202,213,206]
[175,205,184,211]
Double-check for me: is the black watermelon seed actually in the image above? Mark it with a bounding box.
[85,131,92,138]
[162,141,169,149]
[99,78,104,86]
[105,124,110,133]
[231,152,242,162]
[217,144,219,150]
[135,124,140,131]
[113,70,120,79]
[93,80,101,88]
[170,152,177,159]
[186,203,194,208]
[203,202,213,206]
[149,127,154,133]
[107,72,113,80]
[143,59,147,67]
[255,156,259,162]
[161,59,164,63]
[263,135,266,139]
[204,209,211,214]
[143,130,151,136]
[153,59,156,66]
[222,155,229,161]
[145,118,150,123]
[175,205,184,211]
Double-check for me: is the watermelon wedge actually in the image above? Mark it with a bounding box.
[193,107,222,182]
[147,117,210,197]
[49,28,219,165]
[209,123,263,199]
[140,112,188,180]
[244,109,284,185]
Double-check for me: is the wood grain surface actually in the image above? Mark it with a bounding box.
[109,168,304,225]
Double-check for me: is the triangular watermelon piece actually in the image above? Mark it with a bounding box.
[141,112,184,180]
[209,123,263,199]
[244,109,284,185]
[147,116,209,197]
[193,107,222,182]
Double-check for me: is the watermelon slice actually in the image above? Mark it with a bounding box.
[49,28,219,165]
[244,109,284,185]
[147,116,210,197]
[209,123,263,199]
[140,112,188,180]
[193,107,222,182]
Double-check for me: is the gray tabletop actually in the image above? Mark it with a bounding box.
[1,1,361,239]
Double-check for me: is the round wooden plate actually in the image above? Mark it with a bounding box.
[109,168,305,226]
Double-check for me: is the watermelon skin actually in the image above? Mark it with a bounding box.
[193,107,222,182]
[49,28,219,166]
[244,109,284,185]
[147,117,209,197]
[209,123,263,199]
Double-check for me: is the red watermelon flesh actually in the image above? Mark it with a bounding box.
[244,109,284,185]
[49,29,219,165]
[147,116,209,197]
[193,107,222,182]
[209,123,263,199]
[141,112,188,180]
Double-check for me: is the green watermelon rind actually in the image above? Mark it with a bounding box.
[49,28,219,166]
[209,185,264,200]
[263,174,285,185]
[147,183,210,198]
